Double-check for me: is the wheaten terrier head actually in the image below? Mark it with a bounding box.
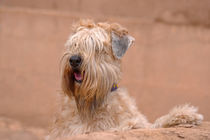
[60,20,134,116]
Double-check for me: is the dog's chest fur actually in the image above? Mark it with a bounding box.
[48,88,148,138]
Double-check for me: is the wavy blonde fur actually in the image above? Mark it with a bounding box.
[46,20,203,140]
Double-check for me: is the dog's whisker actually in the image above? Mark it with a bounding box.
[59,52,71,74]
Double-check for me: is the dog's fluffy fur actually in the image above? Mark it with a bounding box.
[46,20,203,140]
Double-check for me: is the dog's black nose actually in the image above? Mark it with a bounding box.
[69,55,82,68]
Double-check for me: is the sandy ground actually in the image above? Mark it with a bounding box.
[62,123,210,140]
[0,117,209,140]
[0,0,210,139]
[0,117,45,140]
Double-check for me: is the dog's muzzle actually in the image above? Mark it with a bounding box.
[69,55,82,69]
[69,55,84,83]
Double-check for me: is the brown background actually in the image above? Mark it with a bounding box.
[0,0,210,129]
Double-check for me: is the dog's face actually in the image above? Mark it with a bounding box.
[60,20,134,116]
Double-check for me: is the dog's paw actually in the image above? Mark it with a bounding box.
[167,104,203,126]
[153,104,203,128]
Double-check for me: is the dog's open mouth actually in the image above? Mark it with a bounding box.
[73,70,84,83]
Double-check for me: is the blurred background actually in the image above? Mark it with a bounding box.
[0,0,210,139]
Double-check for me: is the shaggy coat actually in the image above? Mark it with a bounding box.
[46,20,203,140]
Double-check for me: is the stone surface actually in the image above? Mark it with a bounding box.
[0,117,46,140]
[0,117,209,140]
[59,122,210,140]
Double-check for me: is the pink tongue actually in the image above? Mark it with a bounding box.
[74,72,82,81]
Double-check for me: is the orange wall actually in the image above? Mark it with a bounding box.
[0,0,210,127]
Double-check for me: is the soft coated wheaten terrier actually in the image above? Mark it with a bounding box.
[46,20,203,140]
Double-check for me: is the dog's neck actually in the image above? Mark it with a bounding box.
[73,83,119,121]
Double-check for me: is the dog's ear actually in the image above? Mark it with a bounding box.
[111,32,135,59]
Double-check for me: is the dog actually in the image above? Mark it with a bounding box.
[46,20,203,140]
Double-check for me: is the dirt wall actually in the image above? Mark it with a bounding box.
[0,0,210,128]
